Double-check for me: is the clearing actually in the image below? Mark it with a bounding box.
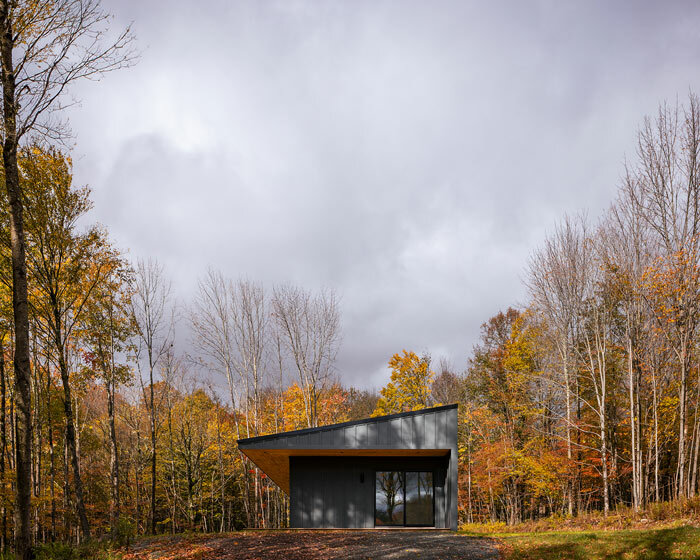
[122,530,498,560]
[119,525,700,560]
[494,525,700,560]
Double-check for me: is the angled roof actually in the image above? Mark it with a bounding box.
[237,404,458,494]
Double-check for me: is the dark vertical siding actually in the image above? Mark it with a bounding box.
[290,456,450,529]
[447,406,459,530]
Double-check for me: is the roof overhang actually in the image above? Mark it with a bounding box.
[239,448,451,494]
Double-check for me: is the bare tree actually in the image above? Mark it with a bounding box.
[130,259,173,535]
[271,285,341,428]
[231,279,267,437]
[190,271,270,526]
[526,214,590,514]
[599,195,654,510]
[160,347,187,535]
[191,270,238,429]
[576,242,615,516]
[190,269,253,525]
[0,1,134,554]
[624,95,700,255]
[230,279,268,525]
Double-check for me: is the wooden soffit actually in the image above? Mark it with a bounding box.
[239,448,451,495]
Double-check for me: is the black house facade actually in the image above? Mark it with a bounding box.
[237,404,458,529]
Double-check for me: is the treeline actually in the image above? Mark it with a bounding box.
[457,93,700,525]
[0,145,389,544]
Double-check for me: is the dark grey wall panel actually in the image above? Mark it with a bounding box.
[290,456,450,529]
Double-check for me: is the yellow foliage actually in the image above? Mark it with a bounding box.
[372,350,434,416]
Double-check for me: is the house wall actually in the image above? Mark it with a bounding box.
[290,456,451,528]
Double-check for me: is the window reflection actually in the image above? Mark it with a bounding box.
[405,471,433,525]
[375,471,404,526]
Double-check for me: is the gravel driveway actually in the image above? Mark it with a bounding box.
[125,530,499,560]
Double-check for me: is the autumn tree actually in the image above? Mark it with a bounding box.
[346,388,379,420]
[0,2,134,554]
[22,146,124,539]
[80,266,133,535]
[623,93,700,498]
[373,350,434,416]
[431,359,465,406]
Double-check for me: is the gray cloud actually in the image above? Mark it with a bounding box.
[66,0,700,387]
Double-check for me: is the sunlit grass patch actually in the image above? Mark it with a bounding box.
[496,526,700,560]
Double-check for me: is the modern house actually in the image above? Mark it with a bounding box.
[237,403,458,529]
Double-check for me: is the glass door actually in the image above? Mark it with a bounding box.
[374,470,434,526]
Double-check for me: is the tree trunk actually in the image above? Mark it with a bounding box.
[217,410,225,532]
[563,357,574,516]
[467,433,473,523]
[63,434,70,541]
[0,337,6,551]
[47,370,56,542]
[652,367,660,502]
[677,352,688,498]
[0,2,32,556]
[689,384,700,496]
[107,366,120,532]
[166,388,177,534]
[149,362,157,535]
[601,410,610,515]
[135,431,142,535]
[54,321,90,539]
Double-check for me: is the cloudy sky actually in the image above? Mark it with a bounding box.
[66,0,700,388]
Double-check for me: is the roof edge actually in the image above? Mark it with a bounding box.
[237,403,458,446]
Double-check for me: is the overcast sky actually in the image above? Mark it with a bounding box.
[66,0,700,389]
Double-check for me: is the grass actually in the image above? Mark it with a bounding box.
[462,497,700,534]
[487,526,700,560]
[460,501,700,559]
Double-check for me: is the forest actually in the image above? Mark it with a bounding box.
[0,1,699,558]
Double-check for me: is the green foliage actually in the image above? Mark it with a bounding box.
[110,516,136,547]
[34,542,78,560]
[34,542,123,560]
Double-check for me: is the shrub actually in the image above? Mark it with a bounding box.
[110,517,135,547]
[34,543,78,560]
[33,542,123,560]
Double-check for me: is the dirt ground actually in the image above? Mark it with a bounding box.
[123,530,499,560]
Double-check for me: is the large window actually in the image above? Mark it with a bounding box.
[375,470,434,526]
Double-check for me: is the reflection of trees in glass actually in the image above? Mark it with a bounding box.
[375,471,404,525]
[405,472,433,526]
